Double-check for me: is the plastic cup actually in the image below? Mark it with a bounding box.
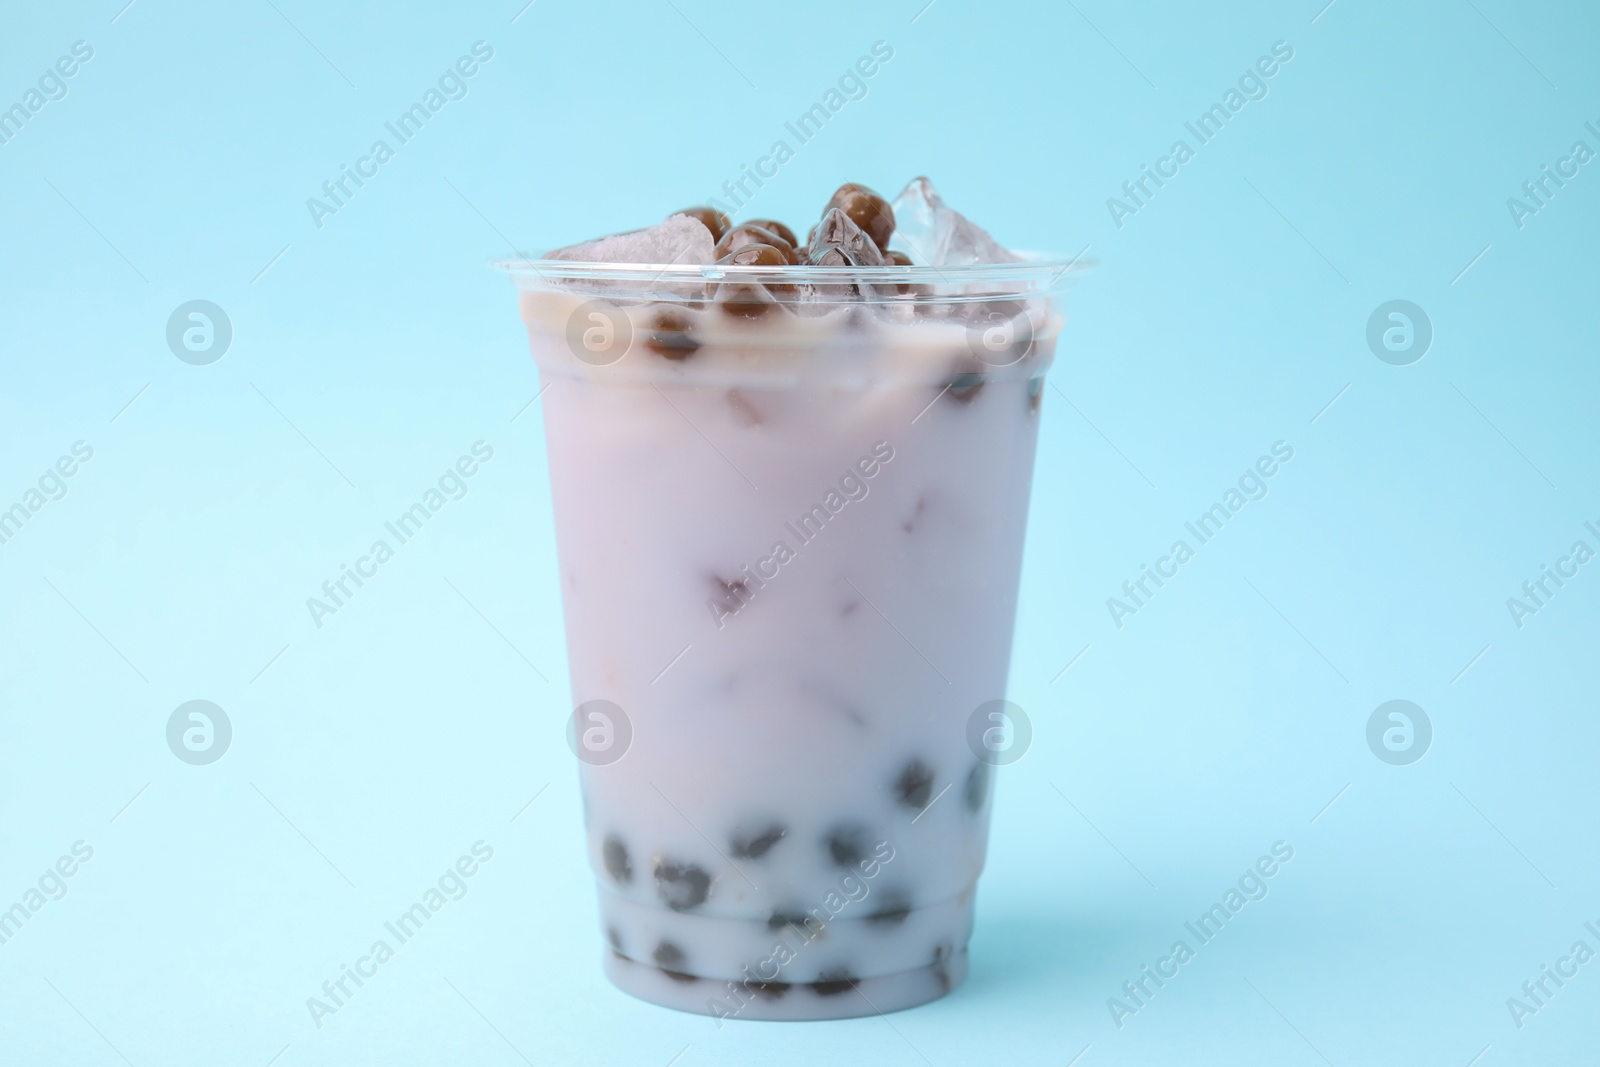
[500,254,1078,1020]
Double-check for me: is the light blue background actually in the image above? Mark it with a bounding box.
[2,0,1597,1064]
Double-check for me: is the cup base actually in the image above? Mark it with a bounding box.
[602,946,969,1021]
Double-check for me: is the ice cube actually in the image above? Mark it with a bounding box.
[805,208,886,267]
[889,177,1020,266]
[549,213,716,265]
[799,208,886,309]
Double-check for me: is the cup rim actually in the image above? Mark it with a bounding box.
[492,251,1092,289]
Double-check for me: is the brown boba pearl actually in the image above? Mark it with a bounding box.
[883,249,914,296]
[932,942,955,992]
[1028,377,1044,413]
[675,205,731,240]
[653,940,697,982]
[767,909,813,932]
[602,835,632,883]
[810,970,858,996]
[717,244,792,319]
[947,372,985,403]
[825,824,870,867]
[730,823,787,860]
[964,761,990,812]
[653,859,712,911]
[726,388,762,427]
[717,284,776,320]
[744,218,799,247]
[715,225,797,263]
[893,758,936,811]
[824,183,895,252]
[747,980,790,999]
[606,926,623,952]
[722,243,789,269]
[865,888,912,925]
[714,574,750,602]
[644,307,699,360]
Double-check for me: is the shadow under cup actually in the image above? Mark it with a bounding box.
[499,255,1079,1020]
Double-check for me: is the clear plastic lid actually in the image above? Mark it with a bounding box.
[493,253,1090,308]
[497,252,1089,386]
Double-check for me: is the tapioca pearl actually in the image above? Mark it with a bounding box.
[901,494,928,534]
[730,823,787,860]
[894,758,936,811]
[946,372,985,403]
[643,307,699,360]
[654,859,712,912]
[1028,376,1043,413]
[767,909,813,932]
[931,941,955,992]
[722,240,792,275]
[653,940,698,983]
[743,218,799,247]
[716,280,783,320]
[964,761,990,813]
[716,244,795,320]
[726,388,762,427]
[825,824,871,868]
[675,206,732,241]
[714,225,797,263]
[746,980,791,999]
[810,970,859,996]
[712,574,750,603]
[883,249,914,297]
[866,888,912,925]
[602,835,632,883]
[606,926,624,953]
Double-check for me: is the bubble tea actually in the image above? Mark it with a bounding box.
[503,179,1076,1020]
